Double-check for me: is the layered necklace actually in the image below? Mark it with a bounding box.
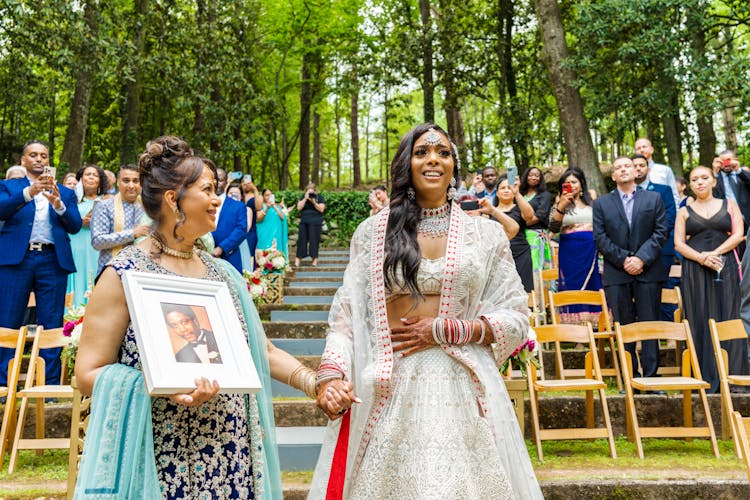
[150,235,194,259]
[418,202,450,238]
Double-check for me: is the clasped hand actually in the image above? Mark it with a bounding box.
[700,252,723,270]
[316,379,359,420]
[623,256,644,275]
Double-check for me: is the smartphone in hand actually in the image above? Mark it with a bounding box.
[562,182,572,195]
[42,166,56,181]
[460,200,480,211]
[507,165,517,186]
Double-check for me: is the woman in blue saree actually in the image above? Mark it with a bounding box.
[548,168,602,323]
[75,136,316,499]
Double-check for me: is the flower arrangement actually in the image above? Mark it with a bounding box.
[243,269,268,304]
[500,327,541,377]
[256,248,288,275]
[62,305,86,378]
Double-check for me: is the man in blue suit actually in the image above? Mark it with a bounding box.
[0,141,82,385]
[211,167,247,272]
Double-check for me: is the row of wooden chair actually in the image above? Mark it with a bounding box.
[526,320,719,461]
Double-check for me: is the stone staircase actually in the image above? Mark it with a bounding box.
[265,249,349,471]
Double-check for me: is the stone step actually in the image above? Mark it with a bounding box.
[257,303,330,321]
[270,310,330,323]
[283,295,334,305]
[291,271,345,280]
[285,277,343,285]
[284,286,340,296]
[264,321,328,338]
[291,265,347,273]
[276,426,326,471]
[271,393,750,438]
[270,338,326,355]
[287,281,342,288]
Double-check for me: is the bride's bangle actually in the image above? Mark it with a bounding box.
[476,320,486,344]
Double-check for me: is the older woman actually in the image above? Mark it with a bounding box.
[75,136,318,499]
[309,124,541,499]
[66,164,111,307]
[256,188,289,258]
[675,165,748,392]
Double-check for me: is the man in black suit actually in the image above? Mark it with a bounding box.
[163,304,223,365]
[713,149,750,229]
[593,156,668,378]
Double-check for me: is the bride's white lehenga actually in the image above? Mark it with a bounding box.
[309,204,543,500]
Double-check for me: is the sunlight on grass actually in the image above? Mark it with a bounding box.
[0,450,68,482]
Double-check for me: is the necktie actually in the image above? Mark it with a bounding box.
[730,173,739,197]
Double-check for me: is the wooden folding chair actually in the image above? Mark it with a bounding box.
[8,327,74,473]
[709,318,750,457]
[615,320,719,459]
[534,267,558,325]
[67,378,91,499]
[0,327,28,468]
[548,289,622,391]
[526,323,617,461]
[732,411,750,482]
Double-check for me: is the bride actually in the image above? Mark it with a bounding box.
[309,124,543,499]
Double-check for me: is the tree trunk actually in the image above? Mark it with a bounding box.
[335,97,341,189]
[350,83,361,187]
[312,111,321,186]
[723,105,737,152]
[364,96,371,181]
[534,0,603,193]
[120,0,149,165]
[690,26,716,167]
[48,81,56,168]
[60,0,100,171]
[661,91,683,175]
[299,52,312,189]
[418,0,434,123]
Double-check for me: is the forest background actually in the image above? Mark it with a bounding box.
[0,0,749,197]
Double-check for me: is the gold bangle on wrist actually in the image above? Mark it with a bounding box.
[288,365,318,399]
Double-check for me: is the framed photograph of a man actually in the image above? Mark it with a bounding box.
[122,270,261,395]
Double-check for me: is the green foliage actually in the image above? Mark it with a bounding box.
[276,189,370,245]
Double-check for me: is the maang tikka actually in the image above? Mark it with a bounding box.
[423,128,442,145]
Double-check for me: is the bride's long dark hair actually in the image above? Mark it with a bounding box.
[383,123,459,301]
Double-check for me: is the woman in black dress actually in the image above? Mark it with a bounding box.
[478,175,534,292]
[520,167,553,272]
[295,182,326,267]
[674,165,748,393]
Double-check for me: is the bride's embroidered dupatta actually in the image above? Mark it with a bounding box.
[309,204,543,499]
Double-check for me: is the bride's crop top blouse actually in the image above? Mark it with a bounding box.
[386,256,444,302]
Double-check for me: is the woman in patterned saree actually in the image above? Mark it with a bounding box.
[75,136,318,499]
[309,124,542,499]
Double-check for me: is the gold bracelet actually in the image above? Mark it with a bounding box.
[287,365,305,388]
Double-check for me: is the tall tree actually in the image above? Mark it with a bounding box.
[60,0,100,171]
[299,51,313,189]
[534,0,603,192]
[350,71,362,187]
[418,0,435,122]
[120,0,150,165]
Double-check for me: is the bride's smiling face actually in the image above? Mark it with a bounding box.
[410,130,454,205]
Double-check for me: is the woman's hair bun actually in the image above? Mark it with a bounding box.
[146,142,165,159]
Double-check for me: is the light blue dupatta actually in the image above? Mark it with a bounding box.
[74,364,160,499]
[213,257,283,500]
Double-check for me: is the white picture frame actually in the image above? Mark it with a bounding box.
[121,270,261,395]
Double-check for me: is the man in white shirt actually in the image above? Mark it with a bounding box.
[634,137,680,208]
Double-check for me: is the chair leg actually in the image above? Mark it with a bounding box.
[0,394,14,469]
[598,388,617,459]
[528,382,543,462]
[8,397,29,473]
[682,389,693,442]
[607,336,623,391]
[67,389,83,500]
[625,385,643,458]
[698,388,720,458]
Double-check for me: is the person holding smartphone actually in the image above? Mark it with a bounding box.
[241,174,262,269]
[548,167,602,324]
[295,183,325,267]
[713,149,750,229]
[257,188,289,258]
[0,140,82,386]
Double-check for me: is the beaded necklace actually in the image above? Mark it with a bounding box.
[150,235,194,260]
[418,202,450,238]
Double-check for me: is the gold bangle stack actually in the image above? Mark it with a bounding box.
[288,365,317,399]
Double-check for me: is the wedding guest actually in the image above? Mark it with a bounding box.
[62,172,78,189]
[75,135,320,499]
[674,165,748,393]
[295,183,325,267]
[520,167,553,272]
[67,164,111,307]
[676,176,693,208]
[257,188,289,258]
[210,177,248,273]
[241,175,263,268]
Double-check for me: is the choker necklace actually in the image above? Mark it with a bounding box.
[150,235,194,259]
[418,202,450,238]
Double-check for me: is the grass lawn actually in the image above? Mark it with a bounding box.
[0,438,745,497]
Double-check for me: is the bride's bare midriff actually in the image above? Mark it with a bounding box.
[387,295,442,329]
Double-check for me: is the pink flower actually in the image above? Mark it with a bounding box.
[265,262,274,270]
[63,321,76,337]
